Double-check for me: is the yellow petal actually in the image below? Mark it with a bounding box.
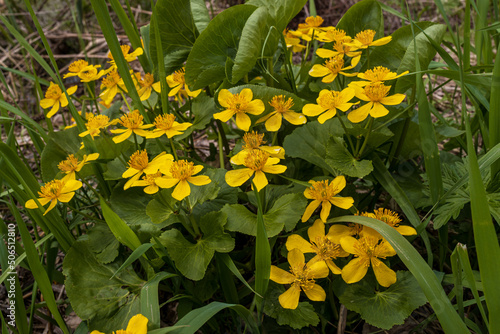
[303,284,326,301]
[40,98,55,109]
[327,224,354,243]
[270,265,295,284]
[309,64,330,77]
[188,175,211,186]
[287,248,305,270]
[67,85,78,95]
[325,259,342,275]
[283,111,307,125]
[265,113,282,132]
[144,185,160,194]
[230,151,248,165]
[341,258,368,284]
[25,199,39,209]
[301,200,321,222]
[371,36,392,46]
[369,102,389,118]
[61,180,83,193]
[286,234,314,253]
[225,168,254,187]
[124,173,143,190]
[395,225,417,236]
[218,89,233,108]
[213,109,235,122]
[46,102,60,118]
[347,102,372,123]
[329,196,354,210]
[126,314,149,334]
[172,180,191,200]
[112,129,133,143]
[303,103,325,117]
[239,88,253,102]
[235,112,251,132]
[279,284,301,309]
[252,170,268,192]
[371,258,396,287]
[321,73,337,83]
[377,240,397,257]
[246,99,265,115]
[308,220,326,242]
[339,236,360,255]
[122,168,140,178]
[317,109,336,124]
[261,164,287,174]
[319,201,331,222]
[307,259,329,279]
[316,48,336,58]
[44,199,58,215]
[57,192,75,203]
[155,177,179,189]
[380,93,406,106]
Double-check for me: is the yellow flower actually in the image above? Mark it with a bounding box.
[286,220,349,274]
[296,16,325,41]
[63,60,89,78]
[256,95,306,131]
[309,54,358,83]
[270,248,329,309]
[137,73,155,101]
[352,66,409,87]
[347,29,392,49]
[79,114,116,139]
[231,131,285,164]
[328,223,364,243]
[90,314,148,334]
[302,176,354,223]
[146,114,192,139]
[152,67,202,98]
[78,65,104,83]
[315,27,348,43]
[302,88,356,124]
[283,30,306,53]
[122,150,173,190]
[359,208,417,238]
[111,110,154,143]
[156,160,211,201]
[340,235,396,287]
[316,37,361,67]
[131,171,169,194]
[57,153,99,181]
[99,69,122,106]
[347,82,405,123]
[40,82,77,118]
[25,179,82,215]
[214,88,265,132]
[225,149,286,192]
[107,45,143,65]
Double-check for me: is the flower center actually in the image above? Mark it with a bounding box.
[348,223,364,236]
[80,66,99,80]
[119,110,144,129]
[68,60,88,73]
[374,208,401,227]
[317,90,344,109]
[140,73,154,88]
[291,265,315,291]
[322,28,346,43]
[39,180,64,199]
[311,236,343,259]
[172,68,186,85]
[309,180,336,201]
[242,131,265,150]
[324,55,344,74]
[243,149,269,171]
[101,70,120,88]
[364,83,390,102]
[269,95,294,114]
[128,150,149,170]
[58,154,79,173]
[154,114,176,130]
[355,30,376,45]
[45,84,62,99]
[363,66,392,82]
[354,237,385,265]
[142,171,163,185]
[169,160,195,180]
[227,93,249,113]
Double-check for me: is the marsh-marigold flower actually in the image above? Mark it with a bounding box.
[122,151,173,190]
[79,114,115,139]
[40,82,77,118]
[302,176,354,222]
[360,208,416,238]
[309,54,358,83]
[78,65,104,83]
[225,149,286,191]
[295,16,325,41]
[157,160,211,201]
[257,95,306,131]
[99,69,122,106]
[214,88,265,132]
[284,30,306,53]
[58,153,99,181]
[231,131,284,162]
[302,88,356,124]
[347,29,392,49]
[90,314,148,334]
[353,66,409,87]
[146,114,192,139]
[111,110,154,143]
[286,220,349,274]
[153,67,202,98]
[340,235,396,287]
[131,171,170,195]
[347,82,405,123]
[25,179,82,215]
[270,248,329,309]
[63,60,89,78]
[108,45,143,65]
[137,73,155,101]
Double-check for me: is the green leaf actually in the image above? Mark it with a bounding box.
[222,193,307,237]
[176,95,217,140]
[109,187,153,225]
[192,168,238,218]
[158,212,234,280]
[87,223,120,264]
[146,189,179,226]
[263,283,320,330]
[395,24,447,93]
[339,271,427,329]
[150,0,198,73]
[63,241,144,332]
[185,5,257,89]
[336,0,384,38]
[283,117,344,174]
[104,157,127,180]
[325,137,373,178]
[190,0,210,33]
[246,0,307,35]
[141,272,177,330]
[40,128,82,181]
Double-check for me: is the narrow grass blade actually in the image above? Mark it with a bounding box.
[8,202,69,334]
[490,45,500,176]
[173,302,259,334]
[151,3,170,117]
[329,215,469,334]
[110,243,153,279]
[450,245,464,319]
[0,100,48,141]
[216,254,239,304]
[99,196,142,251]
[217,253,262,297]
[141,272,177,329]
[0,66,50,86]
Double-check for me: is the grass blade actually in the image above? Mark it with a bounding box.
[217,253,262,297]
[141,272,177,329]
[490,45,500,176]
[110,243,153,279]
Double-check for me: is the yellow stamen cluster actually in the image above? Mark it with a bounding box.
[362,66,392,82]
[139,73,154,87]
[169,160,196,180]
[101,70,120,88]
[226,92,249,113]
[38,180,65,200]
[109,45,131,60]
[172,68,186,84]
[141,171,163,185]
[355,29,376,45]
[58,154,79,173]
[353,236,387,267]
[308,180,336,201]
[323,55,345,75]
[83,114,111,137]
[369,208,402,227]
[68,60,88,73]
[45,84,62,99]
[317,90,344,109]
[242,131,265,150]
[310,236,345,260]
[269,95,294,114]
[153,114,176,130]
[128,150,149,170]
[364,83,391,102]
[118,110,144,130]
[290,265,315,291]
[243,149,269,171]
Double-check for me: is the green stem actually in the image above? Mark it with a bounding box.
[120,91,133,112]
[337,115,355,153]
[133,133,139,151]
[216,120,230,162]
[271,131,278,146]
[218,129,225,168]
[77,173,101,199]
[356,117,374,159]
[169,138,179,160]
